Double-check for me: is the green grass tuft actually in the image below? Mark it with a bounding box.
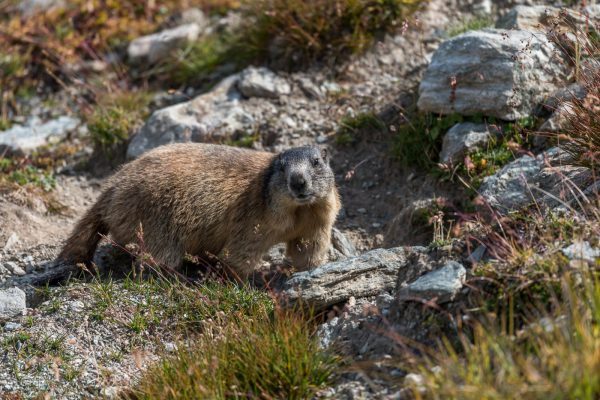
[336,112,387,145]
[446,15,494,38]
[133,309,338,400]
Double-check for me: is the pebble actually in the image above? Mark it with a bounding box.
[4,322,22,331]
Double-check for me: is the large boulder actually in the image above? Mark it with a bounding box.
[479,148,592,213]
[417,29,570,120]
[127,23,203,64]
[127,74,255,159]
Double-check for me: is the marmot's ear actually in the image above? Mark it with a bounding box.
[321,148,329,163]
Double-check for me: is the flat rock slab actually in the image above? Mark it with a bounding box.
[397,261,466,304]
[0,287,26,319]
[0,116,79,153]
[479,147,592,213]
[282,247,415,310]
[418,29,569,120]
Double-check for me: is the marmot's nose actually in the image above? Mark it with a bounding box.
[290,175,307,193]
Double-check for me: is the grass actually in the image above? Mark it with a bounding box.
[159,0,423,84]
[446,15,494,38]
[336,111,387,145]
[86,90,152,149]
[408,271,600,399]
[392,112,463,169]
[133,308,338,400]
[0,157,56,192]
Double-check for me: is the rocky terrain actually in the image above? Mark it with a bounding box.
[1,0,600,398]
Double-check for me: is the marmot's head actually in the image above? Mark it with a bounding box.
[267,146,335,206]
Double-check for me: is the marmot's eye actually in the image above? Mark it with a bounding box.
[312,158,320,166]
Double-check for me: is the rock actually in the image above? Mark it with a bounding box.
[0,116,79,153]
[238,67,291,99]
[282,247,415,310]
[127,23,202,64]
[331,228,358,258]
[397,261,466,304]
[3,262,26,277]
[0,287,26,318]
[127,74,254,159]
[18,0,65,15]
[440,122,500,164]
[3,233,20,253]
[543,84,586,112]
[479,147,592,213]
[417,29,569,120]
[497,5,600,32]
[539,102,574,132]
[496,5,562,31]
[4,322,21,331]
[561,241,600,264]
[178,8,209,28]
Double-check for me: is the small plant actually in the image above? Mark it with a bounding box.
[0,158,56,191]
[134,309,338,400]
[392,112,463,168]
[336,112,387,145]
[86,91,151,149]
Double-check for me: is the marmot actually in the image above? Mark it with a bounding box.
[58,143,341,278]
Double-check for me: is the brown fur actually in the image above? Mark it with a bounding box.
[58,143,341,277]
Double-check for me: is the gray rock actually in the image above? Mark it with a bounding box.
[418,29,569,120]
[18,0,65,15]
[238,67,291,99]
[0,287,26,318]
[283,247,413,310]
[4,322,21,331]
[397,261,466,304]
[0,116,79,153]
[128,23,202,64]
[127,74,254,158]
[496,5,562,31]
[440,122,500,164]
[3,262,25,277]
[561,241,600,264]
[539,102,574,132]
[479,148,592,212]
[331,228,357,258]
[178,8,209,28]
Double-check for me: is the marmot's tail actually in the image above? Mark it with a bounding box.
[58,198,108,264]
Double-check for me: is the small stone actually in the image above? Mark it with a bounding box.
[372,222,382,228]
[69,300,85,313]
[4,322,21,331]
[440,122,499,164]
[562,241,600,264]
[128,23,202,64]
[357,208,367,214]
[0,287,27,318]
[237,67,291,99]
[164,342,177,352]
[398,261,466,303]
[3,262,26,276]
[3,232,20,252]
